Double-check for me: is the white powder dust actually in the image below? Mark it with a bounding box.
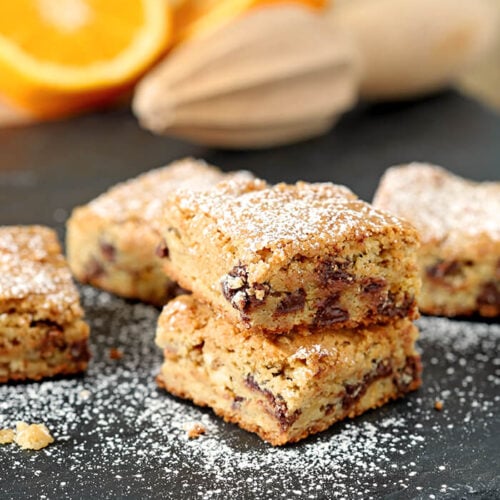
[0,287,498,499]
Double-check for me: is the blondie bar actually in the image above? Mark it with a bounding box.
[67,158,253,305]
[156,295,421,446]
[159,179,420,333]
[0,226,90,382]
[373,163,499,317]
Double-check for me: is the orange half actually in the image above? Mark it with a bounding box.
[0,0,172,118]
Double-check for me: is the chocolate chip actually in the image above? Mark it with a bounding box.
[29,319,61,330]
[274,288,306,316]
[231,396,245,410]
[394,355,422,393]
[362,278,387,313]
[317,259,353,290]
[221,264,269,313]
[374,359,393,378]
[192,341,205,352]
[100,240,116,262]
[36,324,66,355]
[245,373,260,392]
[361,277,386,294]
[155,239,169,259]
[377,292,414,318]
[244,374,301,431]
[324,403,335,416]
[221,265,248,303]
[314,294,349,327]
[342,360,393,410]
[426,260,462,280]
[477,282,500,307]
[342,387,361,410]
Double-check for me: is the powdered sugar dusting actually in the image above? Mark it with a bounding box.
[373,163,500,243]
[174,181,414,256]
[86,158,253,224]
[0,226,80,315]
[1,288,498,498]
[290,343,331,361]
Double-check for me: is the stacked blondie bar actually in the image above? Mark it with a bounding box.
[155,177,422,445]
[0,157,424,444]
[0,226,90,383]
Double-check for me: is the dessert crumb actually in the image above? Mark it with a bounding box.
[0,429,15,445]
[14,422,54,450]
[109,348,124,360]
[434,400,444,411]
[184,422,206,439]
[79,389,91,400]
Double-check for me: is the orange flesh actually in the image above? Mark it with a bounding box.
[0,1,148,66]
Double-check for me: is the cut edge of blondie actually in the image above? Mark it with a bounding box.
[155,295,421,446]
[161,179,421,333]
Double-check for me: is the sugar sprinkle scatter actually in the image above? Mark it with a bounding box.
[0,226,81,314]
[174,181,413,257]
[87,158,253,225]
[1,287,499,499]
[373,163,500,242]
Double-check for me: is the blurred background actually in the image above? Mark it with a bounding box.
[0,0,499,230]
[0,0,498,145]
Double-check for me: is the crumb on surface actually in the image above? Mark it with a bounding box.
[109,348,123,360]
[79,389,91,400]
[14,422,54,450]
[434,400,444,411]
[184,422,206,439]
[0,429,15,445]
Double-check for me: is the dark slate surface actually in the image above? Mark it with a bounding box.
[0,91,499,500]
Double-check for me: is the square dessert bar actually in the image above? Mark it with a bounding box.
[156,295,422,446]
[67,158,253,305]
[0,226,90,383]
[159,179,420,333]
[373,163,499,317]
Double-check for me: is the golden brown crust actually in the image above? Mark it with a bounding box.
[81,158,252,227]
[166,179,418,267]
[373,163,500,256]
[161,180,420,333]
[66,158,253,305]
[374,163,500,317]
[0,313,90,383]
[0,226,90,382]
[0,226,85,323]
[155,295,421,446]
[67,213,174,305]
